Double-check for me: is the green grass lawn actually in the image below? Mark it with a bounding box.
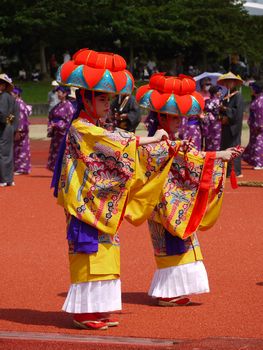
[15,80,252,106]
[14,80,53,104]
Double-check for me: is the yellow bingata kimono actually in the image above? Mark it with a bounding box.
[56,118,225,282]
[126,145,226,239]
[126,144,226,270]
[57,118,174,283]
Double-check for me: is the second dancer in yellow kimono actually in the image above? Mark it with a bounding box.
[133,73,243,306]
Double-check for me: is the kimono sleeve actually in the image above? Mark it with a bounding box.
[57,118,137,235]
[150,149,226,239]
[125,141,176,225]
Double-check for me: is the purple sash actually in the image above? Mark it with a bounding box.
[67,215,98,254]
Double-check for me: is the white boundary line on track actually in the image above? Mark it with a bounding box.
[0,330,179,346]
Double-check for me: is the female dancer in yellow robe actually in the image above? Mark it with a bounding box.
[134,73,243,306]
[52,49,179,330]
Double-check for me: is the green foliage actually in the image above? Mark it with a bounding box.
[0,0,263,74]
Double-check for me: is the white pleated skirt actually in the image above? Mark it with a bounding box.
[62,279,122,313]
[148,261,210,298]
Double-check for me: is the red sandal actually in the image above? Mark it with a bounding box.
[157,296,191,307]
[73,313,108,330]
[97,313,119,327]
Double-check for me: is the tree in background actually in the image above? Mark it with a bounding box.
[0,0,262,79]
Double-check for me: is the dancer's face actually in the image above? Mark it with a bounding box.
[159,113,181,133]
[89,93,111,119]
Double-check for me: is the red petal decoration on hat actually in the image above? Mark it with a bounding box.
[96,53,113,69]
[180,77,196,94]
[60,61,78,82]
[113,55,126,71]
[74,49,98,67]
[111,71,127,91]
[82,66,105,88]
[192,91,205,110]
[162,77,175,93]
[73,49,127,72]
[150,73,165,91]
[170,78,182,94]
[72,48,88,61]
[126,70,134,83]
[136,84,150,101]
[150,91,170,110]
[176,95,192,114]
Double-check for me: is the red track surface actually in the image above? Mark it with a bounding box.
[0,139,263,349]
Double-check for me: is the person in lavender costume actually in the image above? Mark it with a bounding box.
[180,78,212,150]
[11,86,32,175]
[202,85,223,151]
[242,81,263,170]
[179,113,202,150]
[47,86,75,171]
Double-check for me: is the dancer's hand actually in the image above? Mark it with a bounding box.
[153,129,169,142]
[180,138,195,152]
[217,146,244,161]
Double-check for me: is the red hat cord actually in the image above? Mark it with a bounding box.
[79,89,100,124]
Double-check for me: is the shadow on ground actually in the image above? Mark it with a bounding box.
[0,308,72,329]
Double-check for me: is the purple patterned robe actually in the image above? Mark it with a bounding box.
[179,116,202,151]
[242,93,263,167]
[47,100,75,171]
[13,98,32,174]
[202,97,222,151]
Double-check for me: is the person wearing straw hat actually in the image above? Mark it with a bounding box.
[133,73,243,306]
[217,72,244,177]
[0,74,19,187]
[51,49,171,330]
[11,86,32,175]
[48,80,60,112]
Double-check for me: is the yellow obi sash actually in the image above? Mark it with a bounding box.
[69,232,120,283]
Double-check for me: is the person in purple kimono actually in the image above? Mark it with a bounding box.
[202,85,223,151]
[242,81,263,169]
[47,86,75,171]
[11,87,32,175]
[178,78,212,150]
[179,115,202,150]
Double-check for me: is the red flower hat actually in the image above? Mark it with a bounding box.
[56,48,134,95]
[136,73,205,116]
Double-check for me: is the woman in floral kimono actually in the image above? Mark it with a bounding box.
[11,86,32,175]
[47,86,75,171]
[242,81,263,169]
[179,78,212,151]
[202,85,223,151]
[51,49,172,330]
[135,73,243,306]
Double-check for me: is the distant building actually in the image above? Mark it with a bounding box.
[244,1,263,15]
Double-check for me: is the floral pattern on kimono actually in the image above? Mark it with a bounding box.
[13,98,32,174]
